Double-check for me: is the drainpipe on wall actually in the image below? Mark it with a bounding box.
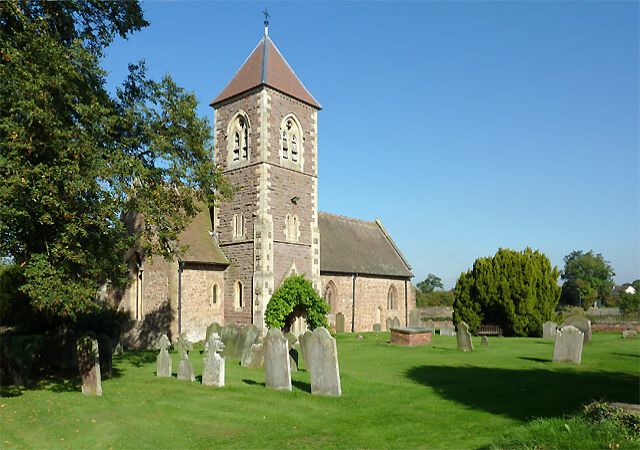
[351,273,358,332]
[178,259,184,335]
[404,279,409,326]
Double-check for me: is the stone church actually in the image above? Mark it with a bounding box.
[121,25,415,343]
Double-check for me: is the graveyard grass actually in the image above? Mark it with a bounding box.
[1,333,639,449]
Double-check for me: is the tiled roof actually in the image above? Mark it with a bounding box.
[319,212,413,278]
[210,33,321,109]
[179,206,228,265]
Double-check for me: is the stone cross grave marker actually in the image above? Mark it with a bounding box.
[335,313,345,333]
[303,328,342,397]
[156,334,172,377]
[285,331,299,372]
[264,328,291,391]
[456,321,473,352]
[77,336,102,396]
[542,321,557,339]
[409,309,421,327]
[175,334,195,382]
[563,316,592,344]
[202,332,225,387]
[480,336,489,347]
[553,325,584,364]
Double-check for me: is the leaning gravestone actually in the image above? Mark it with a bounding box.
[543,321,558,339]
[392,317,401,328]
[175,334,195,382]
[202,333,225,387]
[156,334,172,377]
[480,336,489,347]
[373,323,382,333]
[304,328,342,397]
[385,317,393,331]
[563,315,592,344]
[299,331,312,373]
[423,319,435,334]
[285,332,298,372]
[335,313,346,333]
[456,321,473,352]
[409,309,421,327]
[264,328,291,391]
[622,330,637,339]
[241,341,265,368]
[76,336,102,396]
[553,325,584,364]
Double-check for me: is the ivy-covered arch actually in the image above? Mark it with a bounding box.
[265,275,329,330]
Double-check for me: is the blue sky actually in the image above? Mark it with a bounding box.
[104,1,639,289]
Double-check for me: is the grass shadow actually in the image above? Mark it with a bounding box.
[518,357,551,364]
[120,350,157,368]
[406,365,639,421]
[612,352,639,359]
[242,379,265,387]
[292,379,311,393]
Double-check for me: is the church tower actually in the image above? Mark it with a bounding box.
[210,23,321,328]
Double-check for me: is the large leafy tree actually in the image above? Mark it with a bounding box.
[416,273,444,294]
[560,250,615,309]
[453,248,560,336]
[0,1,231,321]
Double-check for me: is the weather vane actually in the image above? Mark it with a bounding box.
[263,7,270,28]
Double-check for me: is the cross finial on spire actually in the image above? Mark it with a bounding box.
[263,7,270,35]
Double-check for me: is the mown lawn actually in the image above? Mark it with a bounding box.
[1,332,638,449]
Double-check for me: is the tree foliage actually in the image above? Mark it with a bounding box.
[0,1,232,321]
[560,250,615,310]
[453,248,561,336]
[416,274,444,294]
[265,275,329,331]
[415,289,454,307]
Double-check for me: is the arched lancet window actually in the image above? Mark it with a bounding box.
[284,214,299,242]
[233,214,244,238]
[387,285,397,310]
[228,113,250,163]
[233,132,240,161]
[323,281,338,313]
[234,280,243,310]
[291,135,298,162]
[282,131,288,159]
[212,284,219,306]
[281,116,302,165]
[242,126,248,159]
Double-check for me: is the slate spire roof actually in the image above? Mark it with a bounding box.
[210,30,321,109]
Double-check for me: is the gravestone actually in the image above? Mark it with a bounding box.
[392,317,401,329]
[622,330,637,339]
[440,324,456,336]
[423,319,435,334]
[553,325,584,364]
[97,334,113,378]
[205,323,262,361]
[175,334,195,382]
[241,341,265,368]
[409,309,421,327]
[385,317,393,331]
[76,336,102,396]
[563,316,592,344]
[156,334,172,377]
[373,323,382,333]
[264,328,291,391]
[456,321,473,352]
[480,336,489,347]
[305,327,342,397]
[285,332,298,372]
[542,321,558,339]
[299,331,312,372]
[202,333,225,387]
[335,313,346,333]
[113,342,124,358]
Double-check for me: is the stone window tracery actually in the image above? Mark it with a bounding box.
[280,115,302,167]
[284,213,299,242]
[228,113,250,164]
[387,285,397,310]
[232,214,244,239]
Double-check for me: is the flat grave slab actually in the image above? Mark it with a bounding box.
[390,327,433,346]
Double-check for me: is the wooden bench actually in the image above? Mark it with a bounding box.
[477,325,503,336]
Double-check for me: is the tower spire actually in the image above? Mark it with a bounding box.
[262,8,270,36]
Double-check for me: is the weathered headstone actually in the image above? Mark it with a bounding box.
[156,334,172,377]
[440,324,456,336]
[480,336,489,347]
[76,336,102,396]
[456,321,473,352]
[385,317,393,331]
[553,325,584,364]
[409,309,421,327]
[264,328,291,391]
[285,331,298,372]
[335,313,346,333]
[305,327,342,397]
[202,333,225,387]
[423,319,435,334]
[241,340,265,368]
[373,323,382,333]
[175,334,195,382]
[113,342,124,358]
[205,323,262,361]
[543,321,558,339]
[622,330,637,339]
[392,317,401,328]
[563,316,592,344]
[299,331,312,372]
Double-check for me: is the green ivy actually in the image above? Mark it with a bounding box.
[265,275,329,330]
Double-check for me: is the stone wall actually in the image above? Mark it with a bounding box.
[181,263,226,342]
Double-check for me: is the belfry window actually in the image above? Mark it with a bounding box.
[280,116,302,165]
[233,132,240,161]
[291,135,298,162]
[228,113,250,163]
[242,126,248,159]
[282,131,288,159]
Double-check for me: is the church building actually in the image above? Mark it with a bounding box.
[121,24,415,344]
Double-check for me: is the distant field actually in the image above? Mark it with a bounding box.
[1,333,638,449]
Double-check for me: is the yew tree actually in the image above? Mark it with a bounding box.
[0,1,231,321]
[453,248,561,337]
